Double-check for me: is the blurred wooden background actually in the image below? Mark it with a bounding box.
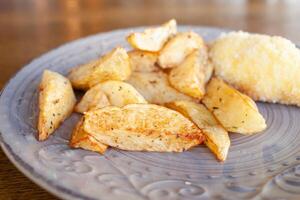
[0,0,300,199]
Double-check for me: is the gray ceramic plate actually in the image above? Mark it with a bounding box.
[0,26,300,200]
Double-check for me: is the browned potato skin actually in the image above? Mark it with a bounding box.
[202,77,266,134]
[158,32,205,69]
[68,47,131,90]
[169,49,212,99]
[127,19,177,52]
[83,104,204,152]
[166,101,230,161]
[127,71,197,105]
[69,118,108,154]
[128,50,160,72]
[38,70,76,141]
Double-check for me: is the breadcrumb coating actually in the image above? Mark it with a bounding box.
[210,31,300,106]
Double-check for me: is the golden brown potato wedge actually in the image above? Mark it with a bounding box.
[169,49,212,99]
[202,78,266,134]
[68,47,131,90]
[127,71,197,104]
[128,50,160,72]
[83,104,204,152]
[69,118,108,154]
[127,19,177,52]
[38,70,76,141]
[75,80,147,113]
[158,32,205,69]
[166,101,230,161]
[210,31,300,107]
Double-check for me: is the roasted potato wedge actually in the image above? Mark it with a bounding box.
[202,78,266,134]
[158,32,205,69]
[205,61,214,83]
[70,118,108,154]
[68,47,131,90]
[169,49,212,99]
[75,81,147,113]
[210,31,300,107]
[127,71,197,104]
[83,104,204,152]
[128,50,160,72]
[127,19,177,52]
[38,70,76,141]
[166,101,230,161]
[75,88,110,113]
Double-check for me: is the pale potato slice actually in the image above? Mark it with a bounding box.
[202,78,266,134]
[75,88,110,113]
[166,101,230,161]
[83,104,204,152]
[38,70,76,141]
[158,32,205,68]
[96,81,147,106]
[127,19,177,52]
[169,49,211,99]
[68,47,131,90]
[127,71,197,104]
[205,61,214,83]
[128,50,160,72]
[75,81,147,113]
[210,31,300,107]
[69,118,108,154]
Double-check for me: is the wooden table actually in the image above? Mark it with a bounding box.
[1,0,300,199]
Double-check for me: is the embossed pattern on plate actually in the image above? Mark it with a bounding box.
[0,26,299,200]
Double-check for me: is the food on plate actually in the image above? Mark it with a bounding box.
[35,20,290,161]
[68,47,131,90]
[166,101,230,161]
[158,32,205,68]
[38,70,76,141]
[127,19,177,52]
[128,50,160,72]
[169,49,212,99]
[83,104,205,152]
[202,77,266,134]
[205,61,214,83]
[69,118,108,154]
[127,71,197,104]
[75,89,110,113]
[210,31,300,106]
[75,80,147,113]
